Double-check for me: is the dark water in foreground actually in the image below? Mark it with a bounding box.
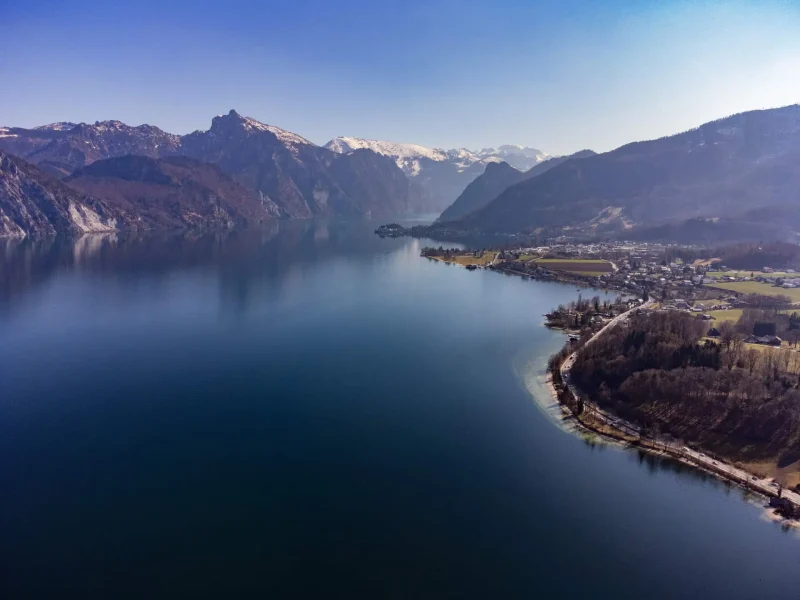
[1,220,799,598]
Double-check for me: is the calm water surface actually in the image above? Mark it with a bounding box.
[1,220,799,598]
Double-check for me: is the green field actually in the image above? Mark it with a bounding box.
[707,270,798,279]
[704,309,744,323]
[704,281,800,301]
[532,258,614,275]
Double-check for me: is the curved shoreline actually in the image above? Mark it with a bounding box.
[543,304,800,527]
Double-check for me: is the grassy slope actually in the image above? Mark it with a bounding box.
[705,280,800,301]
[707,270,799,279]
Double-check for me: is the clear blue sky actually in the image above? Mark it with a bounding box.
[3,0,800,154]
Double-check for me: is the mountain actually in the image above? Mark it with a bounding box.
[35,122,78,132]
[0,125,68,161]
[27,121,181,177]
[437,161,526,222]
[324,137,551,211]
[437,150,597,223]
[475,145,550,171]
[447,105,800,239]
[67,155,281,230]
[522,149,596,179]
[0,111,426,221]
[0,150,135,237]
[0,121,181,178]
[182,111,422,218]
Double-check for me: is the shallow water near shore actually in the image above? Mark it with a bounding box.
[2,220,799,598]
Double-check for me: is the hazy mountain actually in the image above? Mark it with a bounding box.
[437,162,526,222]
[324,136,551,211]
[437,150,597,223]
[34,122,78,132]
[182,111,422,218]
[475,145,551,171]
[0,150,134,237]
[67,155,281,230]
[522,149,597,179]
[1,111,426,221]
[447,105,800,239]
[0,125,70,161]
[0,121,181,178]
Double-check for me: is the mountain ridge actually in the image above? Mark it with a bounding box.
[0,110,426,222]
[324,136,551,211]
[0,150,136,237]
[436,149,598,223]
[442,104,800,241]
[66,154,282,230]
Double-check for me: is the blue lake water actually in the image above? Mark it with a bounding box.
[1,220,799,598]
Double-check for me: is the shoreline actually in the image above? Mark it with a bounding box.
[543,318,800,528]
[424,246,800,527]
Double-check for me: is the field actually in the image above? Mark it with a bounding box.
[434,252,497,266]
[532,258,614,275]
[704,309,743,323]
[707,270,798,279]
[704,280,800,302]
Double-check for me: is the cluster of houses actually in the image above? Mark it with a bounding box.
[509,241,721,299]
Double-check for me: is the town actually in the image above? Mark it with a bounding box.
[423,240,800,346]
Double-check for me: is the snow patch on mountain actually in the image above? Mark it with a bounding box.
[325,137,449,162]
[325,137,551,175]
[35,122,77,132]
[240,116,314,152]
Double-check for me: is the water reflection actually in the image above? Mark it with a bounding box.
[0,220,441,318]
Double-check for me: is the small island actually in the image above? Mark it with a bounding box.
[374,223,406,238]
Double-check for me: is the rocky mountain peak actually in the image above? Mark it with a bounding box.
[484,160,517,174]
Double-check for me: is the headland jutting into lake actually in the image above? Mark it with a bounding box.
[403,234,800,524]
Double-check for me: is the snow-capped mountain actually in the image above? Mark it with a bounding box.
[218,114,314,156]
[179,110,426,219]
[34,122,78,132]
[0,120,182,177]
[324,136,551,210]
[476,145,551,171]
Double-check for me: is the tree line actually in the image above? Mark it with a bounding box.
[564,311,800,469]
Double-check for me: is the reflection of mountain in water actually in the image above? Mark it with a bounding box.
[0,220,421,317]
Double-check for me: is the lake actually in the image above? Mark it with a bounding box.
[1,220,799,598]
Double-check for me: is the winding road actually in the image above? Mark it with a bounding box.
[559,300,800,512]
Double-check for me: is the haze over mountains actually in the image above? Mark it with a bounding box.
[438,150,596,222]
[325,137,550,211]
[0,111,551,236]
[431,104,800,242]
[3,103,800,242]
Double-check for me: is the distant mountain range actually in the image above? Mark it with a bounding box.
[1,111,461,236]
[67,154,281,230]
[8,104,797,243]
[324,137,550,211]
[2,111,549,236]
[0,151,133,237]
[432,104,800,242]
[437,150,596,222]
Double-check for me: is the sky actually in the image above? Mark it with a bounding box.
[2,0,800,155]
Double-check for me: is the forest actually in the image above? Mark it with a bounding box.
[566,311,800,469]
[664,241,800,270]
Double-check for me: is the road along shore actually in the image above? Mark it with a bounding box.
[551,301,800,523]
